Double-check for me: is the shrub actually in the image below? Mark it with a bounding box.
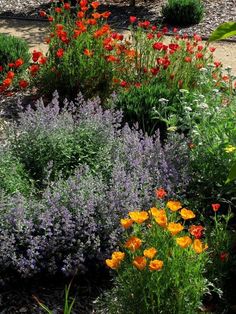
[102,196,210,313]
[113,80,179,135]
[0,95,191,280]
[0,150,31,196]
[186,87,236,207]
[162,0,204,27]
[0,34,30,92]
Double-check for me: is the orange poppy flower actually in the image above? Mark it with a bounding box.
[192,239,208,254]
[176,236,192,248]
[167,222,184,236]
[92,12,101,19]
[133,256,147,270]
[180,208,196,220]
[105,258,120,270]
[101,11,111,19]
[120,218,133,229]
[91,1,100,10]
[167,200,182,212]
[112,251,125,261]
[149,259,163,271]
[129,211,149,224]
[84,49,93,57]
[143,247,157,259]
[124,236,142,252]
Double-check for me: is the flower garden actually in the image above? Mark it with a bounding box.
[0,0,236,313]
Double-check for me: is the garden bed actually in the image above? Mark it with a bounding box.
[0,1,236,313]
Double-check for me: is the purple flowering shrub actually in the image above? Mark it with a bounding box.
[0,93,191,280]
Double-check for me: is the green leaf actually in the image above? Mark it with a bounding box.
[226,161,236,184]
[209,22,236,42]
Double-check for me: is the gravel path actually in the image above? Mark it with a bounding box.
[0,0,235,38]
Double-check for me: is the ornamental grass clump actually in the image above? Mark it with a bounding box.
[104,189,210,313]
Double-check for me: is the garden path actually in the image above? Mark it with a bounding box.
[0,18,236,74]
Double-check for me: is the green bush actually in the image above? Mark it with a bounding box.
[0,34,30,80]
[0,150,31,196]
[113,80,180,135]
[162,0,204,26]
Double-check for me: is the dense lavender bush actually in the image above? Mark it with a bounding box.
[0,94,191,280]
[9,92,121,188]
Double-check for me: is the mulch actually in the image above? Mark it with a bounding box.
[0,0,235,38]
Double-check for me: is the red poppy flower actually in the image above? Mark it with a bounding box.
[129,16,137,24]
[211,203,220,212]
[48,16,54,22]
[19,80,29,89]
[185,56,192,63]
[56,48,64,58]
[147,33,154,40]
[196,52,203,59]
[101,11,111,19]
[29,64,40,75]
[120,81,128,88]
[150,67,159,76]
[7,71,15,79]
[32,50,42,62]
[162,26,168,33]
[80,0,88,6]
[55,7,62,13]
[0,65,3,72]
[39,56,47,64]
[8,63,15,68]
[153,42,163,50]
[64,3,70,10]
[189,225,204,239]
[209,47,216,53]
[220,252,229,262]
[214,61,221,68]
[3,78,12,87]
[15,58,24,68]
[39,10,47,17]
[77,11,84,18]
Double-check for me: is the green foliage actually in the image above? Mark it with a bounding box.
[209,22,236,42]
[162,0,204,26]
[226,162,236,184]
[0,34,30,79]
[0,150,31,196]
[187,89,236,205]
[113,80,179,135]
